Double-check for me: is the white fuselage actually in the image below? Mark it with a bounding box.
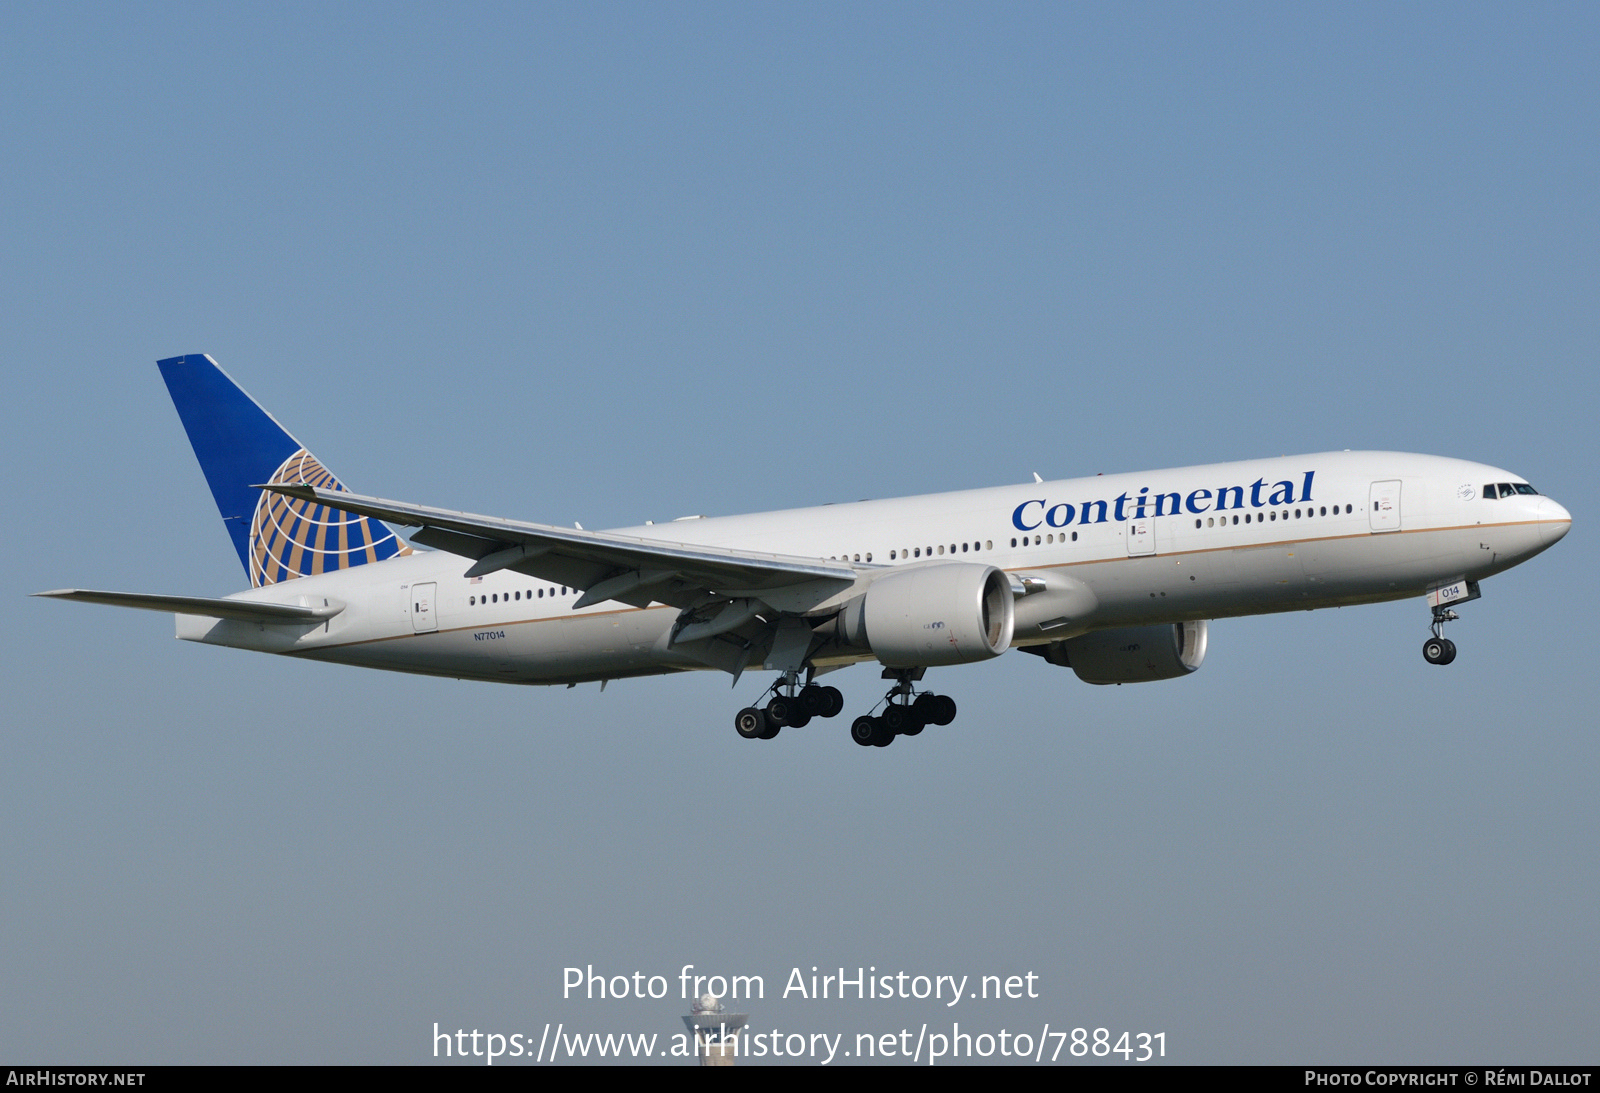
[181,451,1571,685]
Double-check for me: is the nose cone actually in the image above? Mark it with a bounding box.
[1538,498,1572,545]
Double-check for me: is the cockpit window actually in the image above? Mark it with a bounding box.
[1514,483,1539,495]
[1483,484,1499,498]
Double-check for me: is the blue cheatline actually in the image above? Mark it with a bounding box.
[157,354,408,587]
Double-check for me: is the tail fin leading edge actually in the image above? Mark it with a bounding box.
[157,354,408,587]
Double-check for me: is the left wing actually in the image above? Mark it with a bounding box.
[261,484,860,612]
[34,588,342,622]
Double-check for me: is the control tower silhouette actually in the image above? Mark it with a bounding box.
[681,994,748,1066]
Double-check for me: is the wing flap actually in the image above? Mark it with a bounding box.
[408,526,505,559]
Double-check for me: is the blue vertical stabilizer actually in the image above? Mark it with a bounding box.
[157,354,407,586]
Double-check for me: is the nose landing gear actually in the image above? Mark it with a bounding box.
[1420,580,1481,666]
[1423,605,1459,665]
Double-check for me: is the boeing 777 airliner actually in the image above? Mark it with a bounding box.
[40,355,1572,748]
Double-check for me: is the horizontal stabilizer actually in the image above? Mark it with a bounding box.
[34,589,343,622]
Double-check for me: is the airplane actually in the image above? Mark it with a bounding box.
[39,354,1572,748]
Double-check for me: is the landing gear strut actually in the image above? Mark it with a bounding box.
[1423,605,1458,666]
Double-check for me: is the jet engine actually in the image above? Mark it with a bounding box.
[1026,620,1208,684]
[834,564,1015,668]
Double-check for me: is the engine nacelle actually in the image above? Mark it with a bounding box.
[837,564,1015,668]
[1032,620,1208,684]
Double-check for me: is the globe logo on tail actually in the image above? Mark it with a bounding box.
[248,450,409,587]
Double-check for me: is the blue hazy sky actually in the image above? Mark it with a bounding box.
[3,3,1596,1065]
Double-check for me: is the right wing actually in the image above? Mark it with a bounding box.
[261,483,869,678]
[260,484,862,611]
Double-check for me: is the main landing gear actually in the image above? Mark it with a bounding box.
[731,667,960,748]
[734,671,844,740]
[849,668,957,749]
[1423,605,1459,666]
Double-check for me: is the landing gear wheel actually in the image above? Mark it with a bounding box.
[931,695,957,726]
[1439,638,1457,664]
[872,720,895,747]
[797,685,826,718]
[758,716,781,740]
[881,704,914,735]
[735,707,767,739]
[850,715,879,747]
[787,711,812,729]
[766,696,793,727]
[899,717,925,737]
[821,686,845,718]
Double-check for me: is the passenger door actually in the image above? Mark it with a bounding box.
[410,582,437,633]
[1127,516,1155,556]
[1369,481,1401,532]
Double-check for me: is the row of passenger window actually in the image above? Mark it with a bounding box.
[470,586,569,606]
[830,531,1136,560]
[828,540,998,564]
[891,541,994,559]
[1195,503,1354,528]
